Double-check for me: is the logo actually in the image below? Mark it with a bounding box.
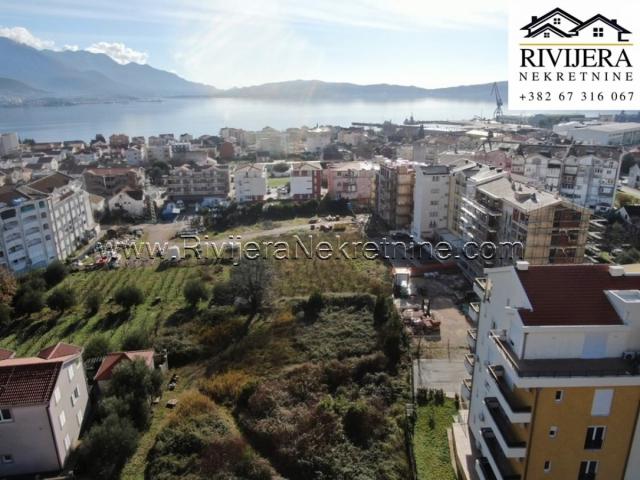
[508,1,640,110]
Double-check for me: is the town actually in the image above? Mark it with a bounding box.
[1,113,640,480]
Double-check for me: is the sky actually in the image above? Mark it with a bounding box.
[0,0,509,89]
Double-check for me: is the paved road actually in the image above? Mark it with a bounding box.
[413,358,468,397]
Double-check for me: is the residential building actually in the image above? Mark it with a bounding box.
[325,161,377,208]
[554,122,640,145]
[0,173,97,273]
[255,128,288,156]
[337,127,366,146]
[93,350,156,392]
[0,343,89,477]
[465,263,640,480]
[511,145,621,212]
[629,164,640,189]
[83,167,145,198]
[219,141,235,160]
[411,164,451,240]
[148,144,173,163]
[457,174,591,279]
[107,188,147,218]
[125,145,147,165]
[305,127,332,153]
[0,133,19,156]
[375,158,415,230]
[233,164,267,203]
[289,161,322,200]
[166,162,230,200]
[109,133,130,148]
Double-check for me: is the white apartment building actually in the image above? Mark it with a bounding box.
[0,133,19,157]
[0,343,89,477]
[465,263,640,480]
[233,164,267,203]
[148,145,173,163]
[511,145,621,211]
[0,173,97,273]
[411,164,450,240]
[125,145,147,166]
[289,161,322,200]
[255,129,288,156]
[305,127,332,153]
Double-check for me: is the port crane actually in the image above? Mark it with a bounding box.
[490,82,504,120]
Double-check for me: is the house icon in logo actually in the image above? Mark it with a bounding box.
[521,8,631,42]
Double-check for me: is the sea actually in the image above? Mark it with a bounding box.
[0,97,503,142]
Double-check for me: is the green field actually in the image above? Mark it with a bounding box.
[414,399,458,480]
[0,263,216,356]
[267,176,290,188]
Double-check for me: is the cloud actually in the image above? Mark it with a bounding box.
[0,26,55,49]
[86,41,149,64]
[63,44,79,51]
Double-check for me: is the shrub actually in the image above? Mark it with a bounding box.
[183,279,208,307]
[343,401,383,448]
[0,267,16,304]
[121,328,151,351]
[43,260,67,287]
[114,285,144,310]
[211,282,236,306]
[12,287,45,316]
[304,291,324,320]
[198,305,235,325]
[84,335,110,359]
[199,318,245,352]
[76,414,139,480]
[373,294,388,326]
[46,287,76,313]
[154,334,204,366]
[0,303,12,327]
[199,370,254,405]
[85,290,102,315]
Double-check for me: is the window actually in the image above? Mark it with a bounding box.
[544,460,551,473]
[54,387,61,404]
[591,390,613,416]
[584,426,605,450]
[1,454,13,464]
[64,434,71,452]
[71,386,80,406]
[549,426,558,438]
[77,409,83,426]
[0,409,12,422]
[555,390,564,402]
[68,364,75,381]
[59,411,66,429]
[593,27,604,37]
[553,18,561,25]
[544,32,550,38]
[579,460,598,479]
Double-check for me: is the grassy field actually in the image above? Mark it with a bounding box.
[267,177,290,188]
[414,399,458,480]
[0,263,217,356]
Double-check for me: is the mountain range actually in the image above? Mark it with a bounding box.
[0,37,507,103]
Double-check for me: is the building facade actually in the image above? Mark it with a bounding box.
[325,161,376,208]
[83,167,145,198]
[375,159,414,230]
[465,263,640,480]
[166,162,230,200]
[233,164,267,203]
[289,162,322,200]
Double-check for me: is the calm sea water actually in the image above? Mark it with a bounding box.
[0,97,500,142]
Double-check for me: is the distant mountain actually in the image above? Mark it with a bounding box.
[0,37,506,103]
[0,37,218,99]
[222,79,507,102]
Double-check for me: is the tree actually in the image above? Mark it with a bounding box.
[0,303,11,327]
[114,285,144,310]
[0,267,16,305]
[47,287,76,313]
[85,290,103,315]
[76,414,139,480]
[43,260,67,288]
[183,279,208,307]
[13,287,45,316]
[110,359,163,406]
[373,294,388,327]
[229,258,272,313]
[304,291,323,320]
[84,335,110,359]
[211,282,236,305]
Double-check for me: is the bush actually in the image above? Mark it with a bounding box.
[85,290,103,315]
[211,282,236,306]
[121,328,151,351]
[114,285,144,310]
[12,287,45,316]
[84,335,110,359]
[46,287,76,313]
[198,305,235,325]
[304,291,324,320]
[76,414,139,480]
[43,260,67,287]
[373,294,389,326]
[199,370,254,405]
[0,303,12,327]
[183,279,208,307]
[343,401,384,448]
[154,334,204,366]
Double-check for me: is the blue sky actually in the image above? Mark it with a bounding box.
[1,0,508,89]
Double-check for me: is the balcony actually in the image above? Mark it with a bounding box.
[474,277,488,298]
[487,366,532,423]
[479,429,522,480]
[461,378,472,401]
[490,332,640,386]
[484,398,527,458]
[475,457,497,480]
[468,302,480,324]
[464,354,475,375]
[467,328,477,351]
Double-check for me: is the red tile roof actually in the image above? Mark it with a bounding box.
[516,265,640,326]
[94,350,155,382]
[0,348,15,361]
[0,362,61,407]
[37,342,82,360]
